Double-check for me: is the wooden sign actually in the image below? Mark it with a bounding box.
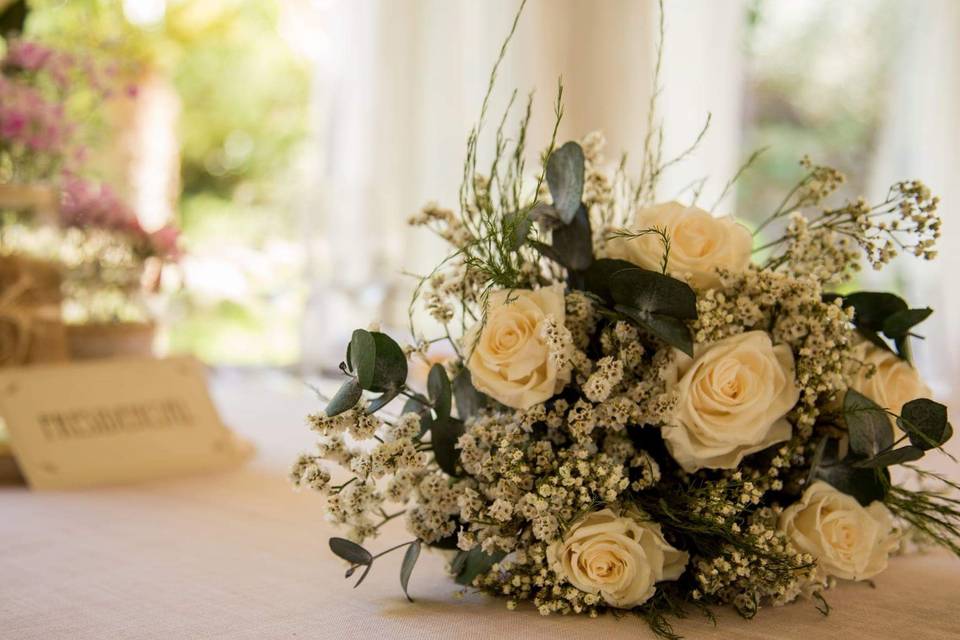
[0,356,253,489]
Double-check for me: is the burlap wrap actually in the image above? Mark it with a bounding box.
[0,255,68,366]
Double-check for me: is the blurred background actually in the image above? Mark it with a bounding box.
[1,0,956,408]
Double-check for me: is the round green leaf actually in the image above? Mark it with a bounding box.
[350,330,408,392]
[814,438,890,505]
[545,141,585,224]
[329,537,372,565]
[843,389,894,458]
[452,547,506,586]
[609,268,697,320]
[899,398,953,450]
[427,364,452,422]
[583,258,637,302]
[616,305,694,357]
[400,540,421,602]
[882,308,933,339]
[842,292,908,331]
[852,445,924,469]
[453,368,487,420]
[550,205,593,271]
[326,378,362,417]
[431,416,465,476]
[349,329,377,389]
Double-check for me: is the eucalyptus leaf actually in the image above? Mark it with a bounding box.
[550,205,593,271]
[843,389,894,458]
[505,211,533,251]
[428,364,452,422]
[349,329,377,389]
[326,378,362,417]
[545,141,585,224]
[452,547,507,586]
[814,459,889,506]
[453,368,487,420]
[899,398,953,450]
[529,239,567,268]
[616,305,694,357]
[882,308,933,339]
[842,292,908,331]
[367,387,400,413]
[583,258,638,303]
[805,437,829,486]
[329,537,372,566]
[431,416,465,476]
[609,268,697,320]
[529,202,561,228]
[852,445,924,469]
[349,330,408,392]
[857,328,895,354]
[400,540,421,603]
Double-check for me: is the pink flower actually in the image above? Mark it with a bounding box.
[3,40,55,72]
[149,225,181,260]
[60,175,140,233]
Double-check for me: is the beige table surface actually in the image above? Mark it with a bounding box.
[2,370,959,640]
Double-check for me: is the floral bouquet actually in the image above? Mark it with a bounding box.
[293,4,956,637]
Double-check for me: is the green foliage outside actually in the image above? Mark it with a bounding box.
[23,0,311,364]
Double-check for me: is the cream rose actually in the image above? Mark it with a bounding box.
[465,284,569,410]
[606,201,752,290]
[850,342,932,430]
[547,507,688,608]
[663,331,800,472]
[779,481,899,581]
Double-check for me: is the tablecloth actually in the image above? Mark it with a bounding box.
[2,369,959,640]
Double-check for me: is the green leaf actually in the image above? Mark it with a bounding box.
[842,292,908,331]
[349,330,408,392]
[545,141,585,224]
[452,547,506,586]
[857,328,895,354]
[616,305,694,357]
[453,368,487,420]
[814,447,889,506]
[852,446,925,469]
[882,308,933,339]
[349,330,377,389]
[0,0,27,34]
[329,537,372,565]
[428,364,452,422]
[399,540,421,602]
[805,437,829,486]
[899,398,953,451]
[550,205,593,271]
[609,268,697,320]
[844,389,894,458]
[367,388,400,413]
[505,210,533,251]
[583,258,637,302]
[431,416,465,476]
[326,378,363,416]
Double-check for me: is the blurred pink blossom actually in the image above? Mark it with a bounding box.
[60,176,181,260]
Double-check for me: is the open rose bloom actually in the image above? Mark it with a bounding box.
[298,8,956,637]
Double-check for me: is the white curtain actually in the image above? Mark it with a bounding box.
[868,0,960,464]
[300,0,745,369]
[869,0,960,403]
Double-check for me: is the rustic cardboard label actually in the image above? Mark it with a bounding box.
[0,356,252,489]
